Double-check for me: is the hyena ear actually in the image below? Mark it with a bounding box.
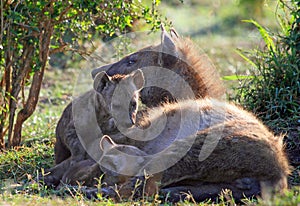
[161,25,177,56]
[100,135,116,153]
[91,68,102,79]
[170,27,179,39]
[91,63,113,79]
[93,71,110,93]
[131,69,145,90]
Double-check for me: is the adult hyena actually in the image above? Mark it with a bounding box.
[42,70,145,187]
[97,98,290,202]
[91,26,225,107]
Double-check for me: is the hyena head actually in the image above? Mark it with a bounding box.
[93,69,145,128]
[98,135,147,186]
[99,135,160,198]
[91,26,177,78]
[91,27,179,107]
[91,26,224,107]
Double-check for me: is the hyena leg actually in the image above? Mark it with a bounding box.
[54,135,71,165]
[160,178,260,203]
[64,126,88,165]
[39,158,72,187]
[57,160,103,189]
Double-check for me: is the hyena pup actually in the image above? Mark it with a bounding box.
[41,69,145,187]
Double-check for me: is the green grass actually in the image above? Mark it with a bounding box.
[0,0,299,205]
[0,143,54,182]
[0,159,299,206]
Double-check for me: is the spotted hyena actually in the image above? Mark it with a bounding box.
[91,26,225,107]
[98,98,290,202]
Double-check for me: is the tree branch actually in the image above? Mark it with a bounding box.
[11,16,54,146]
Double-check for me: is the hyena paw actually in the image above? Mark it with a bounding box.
[38,174,60,188]
[82,187,99,199]
[100,187,120,200]
[159,188,186,203]
[234,177,259,190]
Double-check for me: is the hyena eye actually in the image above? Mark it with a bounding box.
[127,59,136,66]
[126,55,137,66]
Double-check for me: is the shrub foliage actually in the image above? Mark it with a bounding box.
[235,0,300,133]
[0,0,166,149]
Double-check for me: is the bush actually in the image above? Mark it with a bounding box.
[234,0,300,134]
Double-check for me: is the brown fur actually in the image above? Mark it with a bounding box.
[100,98,290,201]
[91,28,225,107]
[42,70,145,187]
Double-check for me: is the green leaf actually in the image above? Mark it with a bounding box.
[242,19,275,51]
[222,75,255,81]
[235,48,257,68]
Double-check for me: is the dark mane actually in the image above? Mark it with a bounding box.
[175,37,225,99]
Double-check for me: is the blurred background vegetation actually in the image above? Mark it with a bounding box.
[0,0,299,204]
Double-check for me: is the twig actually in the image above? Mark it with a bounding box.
[0,0,3,43]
